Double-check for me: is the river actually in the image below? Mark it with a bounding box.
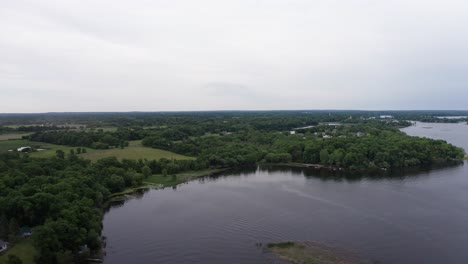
[102,122,468,264]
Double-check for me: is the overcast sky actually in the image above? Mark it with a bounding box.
[1,0,468,113]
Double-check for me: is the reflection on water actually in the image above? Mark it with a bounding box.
[103,123,468,264]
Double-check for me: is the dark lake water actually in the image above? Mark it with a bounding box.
[103,122,468,264]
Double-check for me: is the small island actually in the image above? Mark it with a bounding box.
[267,241,366,264]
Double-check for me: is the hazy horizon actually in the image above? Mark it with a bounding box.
[1,109,468,115]
[2,0,468,112]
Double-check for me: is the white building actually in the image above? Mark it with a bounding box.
[379,115,394,119]
[0,240,7,252]
[17,146,32,152]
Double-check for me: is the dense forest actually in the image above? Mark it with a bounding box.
[142,121,463,171]
[0,111,466,263]
[0,152,207,264]
[19,113,464,171]
[1,110,467,128]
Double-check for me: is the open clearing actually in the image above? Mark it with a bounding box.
[0,133,32,141]
[0,140,192,161]
[81,140,194,161]
[0,238,36,264]
[85,126,118,132]
[0,139,93,158]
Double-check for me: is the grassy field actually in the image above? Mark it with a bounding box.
[0,139,93,158]
[0,133,32,141]
[0,140,40,153]
[0,238,36,264]
[80,140,194,162]
[86,126,118,132]
[0,140,192,161]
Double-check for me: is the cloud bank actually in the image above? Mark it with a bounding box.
[1,0,467,112]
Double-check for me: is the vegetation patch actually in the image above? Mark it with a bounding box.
[80,140,194,162]
[267,241,296,249]
[0,133,31,141]
[267,241,365,264]
[85,126,118,132]
[0,139,93,158]
[0,238,37,264]
[145,168,227,188]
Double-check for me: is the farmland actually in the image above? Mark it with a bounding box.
[80,140,194,162]
[0,139,192,161]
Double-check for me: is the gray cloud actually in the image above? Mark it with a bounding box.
[1,0,467,112]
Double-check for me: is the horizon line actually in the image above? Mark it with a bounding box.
[1,109,468,115]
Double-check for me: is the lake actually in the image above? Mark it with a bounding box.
[103,122,468,264]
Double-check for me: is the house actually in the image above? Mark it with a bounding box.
[78,244,89,254]
[20,226,32,237]
[17,146,32,152]
[0,240,7,252]
[379,115,394,119]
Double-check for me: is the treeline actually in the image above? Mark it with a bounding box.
[0,152,208,263]
[2,110,468,130]
[143,122,464,171]
[28,128,149,149]
[0,125,66,134]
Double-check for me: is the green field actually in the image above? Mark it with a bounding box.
[0,140,93,158]
[85,126,118,132]
[0,133,31,141]
[0,238,36,264]
[80,140,194,161]
[0,140,193,161]
[0,140,36,153]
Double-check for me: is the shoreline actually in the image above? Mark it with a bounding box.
[107,168,230,202]
[267,159,464,175]
[275,162,346,171]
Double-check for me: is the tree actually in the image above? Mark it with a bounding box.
[0,214,8,240]
[142,165,152,178]
[132,173,144,186]
[6,255,23,264]
[55,150,65,159]
[319,149,329,165]
[86,229,101,251]
[33,223,61,264]
[107,175,125,192]
[8,218,20,242]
